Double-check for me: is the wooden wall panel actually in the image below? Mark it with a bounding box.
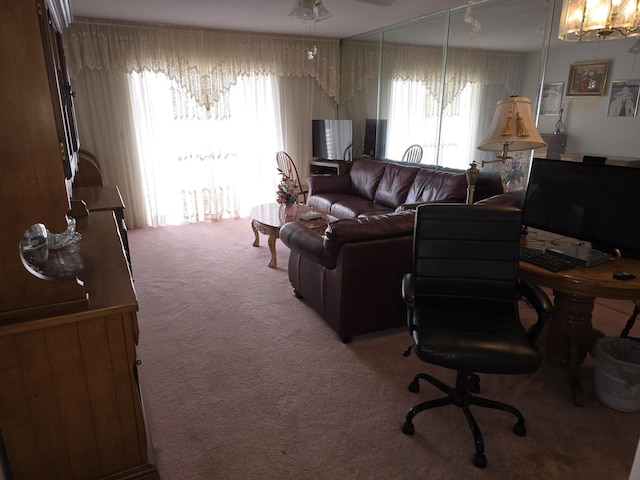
[46,322,102,478]
[0,335,48,479]
[107,313,146,469]
[78,315,130,475]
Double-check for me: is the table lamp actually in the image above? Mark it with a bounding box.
[477,95,546,167]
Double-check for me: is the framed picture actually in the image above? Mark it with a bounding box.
[607,80,640,117]
[566,61,609,97]
[540,83,563,114]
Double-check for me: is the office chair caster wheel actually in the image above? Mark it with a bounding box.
[408,380,420,393]
[513,421,526,437]
[402,421,415,435]
[473,452,487,468]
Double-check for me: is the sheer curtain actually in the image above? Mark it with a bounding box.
[129,71,281,225]
[63,19,340,228]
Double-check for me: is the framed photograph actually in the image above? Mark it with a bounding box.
[566,61,609,97]
[540,83,563,114]
[607,80,640,117]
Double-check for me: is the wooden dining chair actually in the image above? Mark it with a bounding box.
[276,151,308,203]
[401,144,423,163]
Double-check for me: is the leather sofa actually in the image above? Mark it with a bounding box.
[305,157,504,219]
[281,158,515,342]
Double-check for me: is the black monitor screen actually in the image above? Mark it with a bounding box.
[522,158,640,257]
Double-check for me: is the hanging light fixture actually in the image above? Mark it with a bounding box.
[289,0,332,22]
[558,0,640,41]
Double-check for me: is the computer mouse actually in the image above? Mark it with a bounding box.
[613,270,636,281]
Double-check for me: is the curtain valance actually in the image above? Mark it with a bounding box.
[340,40,524,108]
[63,19,341,113]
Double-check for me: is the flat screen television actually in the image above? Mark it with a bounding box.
[522,158,640,260]
[312,120,353,161]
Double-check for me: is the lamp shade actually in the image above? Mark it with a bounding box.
[558,0,640,41]
[478,96,545,153]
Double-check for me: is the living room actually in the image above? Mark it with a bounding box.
[1,0,640,479]
[59,0,640,229]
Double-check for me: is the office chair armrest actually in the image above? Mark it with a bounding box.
[519,280,553,342]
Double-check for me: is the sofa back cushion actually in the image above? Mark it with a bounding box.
[373,162,419,208]
[349,158,388,201]
[323,211,415,256]
[405,168,467,204]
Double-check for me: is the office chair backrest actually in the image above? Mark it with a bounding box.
[412,204,521,310]
[402,144,423,163]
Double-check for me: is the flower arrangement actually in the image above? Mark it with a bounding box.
[276,170,300,205]
[501,155,524,184]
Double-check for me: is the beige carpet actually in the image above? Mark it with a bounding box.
[128,219,639,480]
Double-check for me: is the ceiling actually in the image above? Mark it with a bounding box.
[72,0,475,39]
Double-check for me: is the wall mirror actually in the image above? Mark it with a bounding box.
[339,0,553,177]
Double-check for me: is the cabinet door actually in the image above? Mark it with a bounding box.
[38,0,79,181]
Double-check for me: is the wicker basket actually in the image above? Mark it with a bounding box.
[593,337,640,412]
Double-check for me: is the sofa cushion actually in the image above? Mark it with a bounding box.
[405,168,467,204]
[323,211,416,256]
[373,162,419,208]
[349,158,387,201]
[330,196,393,219]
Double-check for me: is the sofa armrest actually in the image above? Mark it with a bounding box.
[280,222,338,269]
[473,192,520,207]
[307,173,352,197]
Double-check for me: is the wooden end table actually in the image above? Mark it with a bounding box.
[520,230,640,406]
[250,203,327,268]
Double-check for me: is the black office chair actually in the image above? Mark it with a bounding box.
[401,204,552,469]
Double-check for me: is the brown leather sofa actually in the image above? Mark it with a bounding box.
[281,158,515,342]
[305,157,504,219]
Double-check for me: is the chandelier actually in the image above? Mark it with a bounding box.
[558,0,640,41]
[289,0,332,22]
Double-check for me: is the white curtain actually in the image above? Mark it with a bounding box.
[128,71,282,225]
[63,19,340,228]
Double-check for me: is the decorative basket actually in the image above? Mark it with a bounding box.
[593,337,640,412]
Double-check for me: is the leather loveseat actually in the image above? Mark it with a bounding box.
[280,158,515,342]
[305,157,504,219]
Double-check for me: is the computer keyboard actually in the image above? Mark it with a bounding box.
[519,246,576,272]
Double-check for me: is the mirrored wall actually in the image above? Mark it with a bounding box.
[339,0,554,184]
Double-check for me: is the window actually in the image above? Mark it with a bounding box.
[129,71,281,225]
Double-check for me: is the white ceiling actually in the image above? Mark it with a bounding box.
[71,0,474,39]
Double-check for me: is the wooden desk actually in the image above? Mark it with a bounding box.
[0,211,158,479]
[520,232,640,406]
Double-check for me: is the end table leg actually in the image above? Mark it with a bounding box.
[251,220,260,247]
[267,232,277,268]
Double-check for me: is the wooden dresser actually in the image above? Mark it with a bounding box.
[0,1,158,478]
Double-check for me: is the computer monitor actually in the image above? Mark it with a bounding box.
[522,158,640,260]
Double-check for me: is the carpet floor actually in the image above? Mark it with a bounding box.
[128,219,639,480]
